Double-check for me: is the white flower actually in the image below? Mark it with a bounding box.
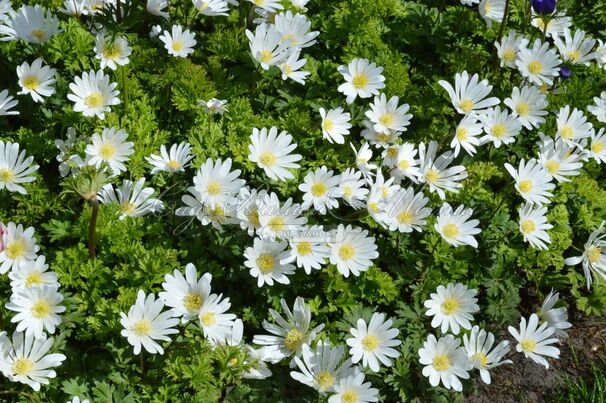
[248,126,302,182]
[329,224,379,277]
[337,58,385,104]
[67,70,120,119]
[6,285,65,338]
[98,178,164,220]
[257,192,307,240]
[0,222,39,274]
[418,334,471,391]
[539,290,572,338]
[246,23,290,70]
[290,342,352,393]
[253,297,324,364]
[382,187,431,233]
[60,0,88,16]
[508,313,560,369]
[360,120,400,148]
[244,237,295,287]
[0,0,13,22]
[0,89,19,115]
[9,255,59,292]
[55,127,82,177]
[365,93,412,134]
[16,58,56,103]
[120,290,180,355]
[193,157,245,208]
[424,283,479,334]
[247,0,283,13]
[519,203,552,250]
[564,221,606,289]
[159,25,196,58]
[597,39,606,68]
[450,114,483,157]
[346,312,401,372]
[418,141,468,200]
[556,105,594,147]
[589,128,606,164]
[480,106,522,148]
[146,142,193,174]
[435,203,481,248]
[279,48,310,84]
[236,187,267,236]
[290,0,309,11]
[495,30,526,68]
[537,133,583,183]
[0,140,39,195]
[504,159,555,205]
[299,166,342,214]
[320,107,351,144]
[479,0,505,27]
[94,34,132,70]
[339,168,369,209]
[531,12,572,38]
[147,0,169,18]
[199,293,236,345]
[0,5,59,43]
[328,371,379,403]
[193,0,230,16]
[588,91,606,123]
[198,98,228,114]
[516,39,562,85]
[392,142,421,181]
[504,85,548,130]
[554,28,597,66]
[85,127,134,176]
[274,10,319,49]
[160,264,212,323]
[438,70,500,115]
[350,142,378,178]
[0,331,66,391]
[463,326,511,384]
[281,225,330,274]
[176,187,240,230]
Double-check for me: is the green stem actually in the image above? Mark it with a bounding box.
[498,0,511,40]
[88,197,99,260]
[121,66,129,118]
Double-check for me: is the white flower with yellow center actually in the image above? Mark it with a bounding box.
[495,30,526,68]
[120,290,180,355]
[597,39,606,68]
[253,297,324,365]
[244,237,295,287]
[463,326,512,385]
[531,12,572,38]
[451,114,483,157]
[16,58,56,103]
[365,93,412,134]
[391,142,421,181]
[6,285,65,338]
[299,166,342,215]
[328,371,379,403]
[382,187,430,233]
[159,25,196,58]
[192,0,229,16]
[588,91,606,123]
[0,5,59,44]
[418,141,468,200]
[281,225,330,274]
[350,142,378,178]
[504,158,555,205]
[60,0,88,16]
[339,168,369,209]
[246,0,283,13]
[279,48,310,85]
[516,39,562,85]
[98,177,164,220]
[554,28,597,66]
[539,290,572,339]
[146,0,169,18]
[537,133,584,183]
[518,203,552,250]
[480,106,522,148]
[360,119,400,148]
[556,105,594,147]
[564,221,606,289]
[0,140,39,195]
[67,70,120,119]
[198,293,236,345]
[275,10,319,49]
[320,107,351,144]
[85,127,133,176]
[0,222,39,274]
[248,126,302,182]
[508,313,560,369]
[0,89,19,116]
[198,97,228,114]
[160,264,212,323]
[246,23,290,70]
[478,0,505,27]
[94,34,132,70]
[329,224,379,278]
[9,255,59,292]
[176,187,240,230]
[0,331,66,391]
[193,157,246,209]
[381,144,401,169]
[418,334,472,391]
[438,70,500,115]
[236,187,267,236]
[424,283,479,334]
[146,142,193,174]
[589,128,606,164]
[291,342,353,394]
[257,192,307,240]
[346,312,401,373]
[337,58,385,104]
[504,85,548,130]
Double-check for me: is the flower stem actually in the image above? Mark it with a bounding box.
[121,66,129,118]
[88,197,99,260]
[498,0,511,40]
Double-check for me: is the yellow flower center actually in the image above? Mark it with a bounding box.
[0,168,15,183]
[560,126,574,139]
[432,353,450,371]
[458,98,474,113]
[342,391,358,403]
[208,205,225,219]
[538,83,549,94]
[381,186,389,198]
[132,320,151,336]
[379,113,395,127]
[386,147,398,159]
[484,1,492,13]
[456,127,468,141]
[361,335,379,351]
[471,352,489,367]
[206,181,221,195]
[568,50,581,62]
[267,216,285,232]
[528,60,543,75]
[30,29,46,41]
[25,272,43,288]
[519,179,533,193]
[545,160,560,174]
[84,92,104,108]
[257,254,275,273]
[591,142,605,154]
[259,151,277,167]
[31,300,51,319]
[248,209,260,226]
[442,223,460,239]
[516,102,530,116]
[368,201,380,213]
[338,243,355,260]
[377,132,391,143]
[296,241,312,256]
[12,358,34,376]
[503,49,516,62]
[22,76,40,90]
[588,246,602,264]
[197,1,209,11]
[425,169,440,184]
[183,293,203,311]
[121,202,137,216]
[342,185,353,198]
[311,182,328,197]
[521,338,537,353]
[397,210,414,224]
[254,0,265,5]
[491,123,507,138]
[200,312,216,326]
[281,33,298,45]
[521,219,537,234]
[535,18,546,30]
[441,297,460,315]
[99,143,116,160]
[322,119,334,132]
[172,41,184,52]
[284,328,304,351]
[283,64,293,75]
[5,240,26,260]
[398,159,410,170]
[102,45,122,60]
[260,49,273,64]
[167,159,181,170]
[315,371,335,390]
[351,73,369,89]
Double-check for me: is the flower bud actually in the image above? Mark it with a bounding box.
[560,66,572,79]
[0,223,6,252]
[532,0,557,15]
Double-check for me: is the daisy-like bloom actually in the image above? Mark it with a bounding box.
[246,23,290,70]
[120,290,180,355]
[0,331,66,391]
[539,290,572,338]
[236,187,267,236]
[597,39,606,68]
[0,0,14,22]
[0,221,5,252]
[253,297,325,364]
[193,157,245,208]
[508,313,560,369]
[198,98,228,115]
[247,0,283,12]
[146,0,169,18]
[279,48,310,85]
[553,28,597,66]
[391,142,421,181]
[0,5,59,43]
[0,140,39,194]
[290,0,309,10]
[299,166,342,215]
[320,107,351,144]
[451,114,483,157]
[360,121,400,149]
[504,85,548,130]
[244,238,296,287]
[424,283,480,334]
[224,321,273,380]
[495,30,526,68]
[346,313,401,372]
[351,142,378,178]
[504,159,555,205]
[339,168,369,209]
[84,0,108,15]
[146,142,193,174]
[381,144,401,169]
[519,203,553,250]
[67,70,120,119]
[516,39,562,85]
[257,192,307,240]
[60,0,87,16]
[418,141,468,200]
[478,0,505,27]
[282,225,330,274]
[192,0,229,16]
[160,264,212,323]
[9,255,59,292]
[98,178,164,220]
[55,127,82,177]
[0,223,39,274]
[556,105,594,147]
[463,326,512,385]
[383,187,431,233]
[0,89,19,115]
[588,91,606,123]
[589,129,606,164]
[176,187,240,230]
[248,126,302,182]
[329,224,379,278]
[480,106,522,148]
[564,221,606,289]
[275,10,319,49]
[337,59,385,104]
[328,371,379,403]
[537,133,583,183]
[365,93,412,134]
[16,58,56,103]
[531,12,572,38]
[291,342,353,393]
[159,25,196,58]
[6,285,65,338]
[198,293,236,345]
[94,34,132,70]
[85,127,134,176]
[438,71,500,115]
[418,334,472,392]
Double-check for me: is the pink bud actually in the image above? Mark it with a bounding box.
[0,223,6,253]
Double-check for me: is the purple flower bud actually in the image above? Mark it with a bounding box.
[532,0,557,15]
[0,223,6,253]
[560,66,572,79]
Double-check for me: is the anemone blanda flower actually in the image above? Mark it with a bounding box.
[531,12,572,38]
[0,89,19,115]
[279,48,310,85]
[516,39,562,85]
[159,264,212,323]
[495,30,526,68]
[246,23,290,70]
[0,5,59,44]
[479,0,505,27]
[556,105,594,147]
[339,168,369,209]
[274,10,319,49]
[418,141,468,200]
[244,237,296,287]
[146,0,169,18]
[329,224,379,278]
[328,371,379,403]
[337,59,385,104]
[438,71,500,115]
[67,70,120,119]
[508,313,560,369]
[159,25,196,58]
[519,203,552,250]
[504,85,548,130]
[504,159,555,205]
[382,187,431,233]
[9,255,59,292]
[193,0,230,16]
[299,166,342,215]
[97,178,164,220]
[479,106,522,148]
[198,98,228,115]
[589,129,606,164]
[6,285,65,338]
[564,221,606,289]
[192,157,245,208]
[94,33,132,70]
[248,126,302,182]
[451,114,483,157]
[463,326,512,384]
[346,312,401,372]
[320,107,351,144]
[587,91,606,123]
[536,133,583,183]
[146,142,193,174]
[257,192,307,240]
[365,93,412,134]
[247,0,283,13]
[16,58,56,103]
[281,225,330,274]
[0,222,39,274]
[198,293,236,345]
[553,28,597,66]
[290,342,352,394]
[418,334,471,392]
[539,290,572,338]
[0,140,39,195]
[424,283,480,334]
[85,127,134,176]
[236,187,267,236]
[435,203,481,248]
